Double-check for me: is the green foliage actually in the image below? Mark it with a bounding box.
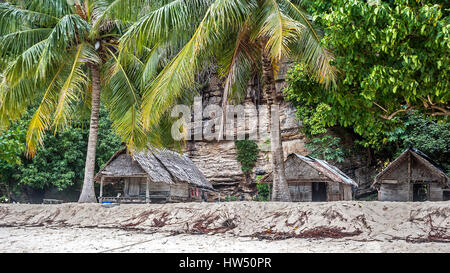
[122,0,338,135]
[252,175,271,201]
[383,111,450,176]
[235,139,259,175]
[0,106,121,195]
[253,182,271,202]
[305,135,345,163]
[225,195,238,202]
[95,108,123,170]
[283,75,345,162]
[286,0,449,149]
[0,0,155,156]
[16,126,87,190]
[0,121,25,165]
[0,118,26,199]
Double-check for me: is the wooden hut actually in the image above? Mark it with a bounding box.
[372,148,449,201]
[260,154,358,201]
[94,147,214,203]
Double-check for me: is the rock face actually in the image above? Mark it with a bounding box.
[183,62,377,199]
[184,62,309,198]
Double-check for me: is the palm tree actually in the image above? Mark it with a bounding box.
[0,0,152,202]
[122,0,338,201]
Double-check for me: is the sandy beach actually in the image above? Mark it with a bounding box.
[1,226,449,253]
[0,201,449,253]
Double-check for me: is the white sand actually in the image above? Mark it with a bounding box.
[1,227,449,253]
[0,201,449,253]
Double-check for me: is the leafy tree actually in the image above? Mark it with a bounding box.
[284,89,346,162]
[0,0,153,202]
[383,111,450,176]
[123,0,338,201]
[305,135,345,163]
[17,126,87,191]
[0,122,24,165]
[0,118,25,201]
[287,68,449,173]
[0,106,121,201]
[286,0,449,148]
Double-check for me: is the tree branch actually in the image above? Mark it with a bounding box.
[379,103,414,120]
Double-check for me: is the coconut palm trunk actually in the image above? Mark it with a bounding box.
[0,1,152,204]
[78,64,101,203]
[261,42,291,202]
[121,0,337,202]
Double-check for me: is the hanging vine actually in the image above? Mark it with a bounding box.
[235,139,260,183]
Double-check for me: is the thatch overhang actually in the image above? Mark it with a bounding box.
[94,147,214,190]
[259,153,358,187]
[371,148,449,189]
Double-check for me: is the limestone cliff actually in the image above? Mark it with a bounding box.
[183,63,377,199]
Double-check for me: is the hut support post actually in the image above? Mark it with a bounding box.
[146,177,150,203]
[99,176,104,200]
[408,152,411,184]
[408,152,412,201]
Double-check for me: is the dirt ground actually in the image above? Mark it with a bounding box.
[0,201,449,253]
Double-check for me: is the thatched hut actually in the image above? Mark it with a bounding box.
[94,147,214,203]
[260,154,358,201]
[372,148,449,201]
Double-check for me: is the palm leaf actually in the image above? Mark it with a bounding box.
[103,48,147,150]
[277,0,337,88]
[140,0,254,130]
[53,43,98,131]
[26,61,68,157]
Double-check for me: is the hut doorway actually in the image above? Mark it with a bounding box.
[413,183,429,202]
[444,190,450,201]
[312,182,327,202]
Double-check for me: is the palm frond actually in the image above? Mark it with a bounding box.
[0,2,59,35]
[217,25,259,105]
[34,14,91,78]
[140,0,254,130]
[53,43,97,131]
[120,0,213,54]
[0,28,52,59]
[216,27,258,140]
[277,0,337,88]
[3,13,90,84]
[3,39,49,85]
[102,48,147,150]
[256,0,302,65]
[25,61,68,157]
[91,0,151,35]
[0,77,37,127]
[25,0,74,18]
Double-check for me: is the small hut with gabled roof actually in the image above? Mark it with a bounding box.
[94,146,214,203]
[260,153,358,201]
[372,148,449,201]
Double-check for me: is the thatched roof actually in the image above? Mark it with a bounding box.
[94,147,213,190]
[260,153,358,187]
[372,148,449,188]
